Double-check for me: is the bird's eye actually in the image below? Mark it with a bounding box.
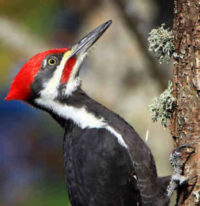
[47,57,58,66]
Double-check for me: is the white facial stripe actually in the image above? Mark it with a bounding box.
[40,51,72,99]
[40,50,85,99]
[35,98,128,148]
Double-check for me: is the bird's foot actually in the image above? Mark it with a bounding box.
[167,144,197,197]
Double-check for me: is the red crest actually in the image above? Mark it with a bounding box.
[5,48,67,101]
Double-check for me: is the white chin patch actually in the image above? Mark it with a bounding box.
[62,77,81,97]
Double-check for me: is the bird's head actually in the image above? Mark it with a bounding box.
[5,20,112,105]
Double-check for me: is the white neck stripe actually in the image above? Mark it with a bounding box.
[35,98,128,148]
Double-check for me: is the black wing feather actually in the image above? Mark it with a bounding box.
[64,127,141,206]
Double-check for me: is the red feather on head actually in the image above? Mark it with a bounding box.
[5,48,68,101]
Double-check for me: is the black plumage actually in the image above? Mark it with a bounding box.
[37,88,171,206]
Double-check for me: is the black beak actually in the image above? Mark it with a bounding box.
[70,20,112,57]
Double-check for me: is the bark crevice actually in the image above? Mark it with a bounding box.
[171,0,200,205]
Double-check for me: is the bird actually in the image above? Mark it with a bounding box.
[5,20,194,206]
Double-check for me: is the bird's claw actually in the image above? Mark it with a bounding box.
[177,175,198,204]
[178,174,197,186]
[169,144,195,173]
[167,144,196,198]
[175,144,195,157]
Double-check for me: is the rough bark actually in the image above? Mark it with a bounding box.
[171,0,200,205]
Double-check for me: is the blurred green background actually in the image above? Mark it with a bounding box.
[0,0,174,205]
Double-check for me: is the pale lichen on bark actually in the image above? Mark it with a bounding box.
[170,0,200,205]
[148,24,174,64]
[149,81,176,127]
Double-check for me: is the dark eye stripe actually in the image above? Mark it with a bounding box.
[31,53,64,99]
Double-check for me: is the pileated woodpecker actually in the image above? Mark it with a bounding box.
[6,20,194,206]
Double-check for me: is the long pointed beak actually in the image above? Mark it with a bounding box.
[60,20,112,83]
[69,20,112,58]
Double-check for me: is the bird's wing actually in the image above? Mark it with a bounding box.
[64,128,141,206]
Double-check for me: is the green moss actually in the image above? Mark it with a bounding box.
[149,81,176,127]
[148,24,174,64]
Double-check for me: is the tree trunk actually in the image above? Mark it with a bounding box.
[171,0,200,205]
